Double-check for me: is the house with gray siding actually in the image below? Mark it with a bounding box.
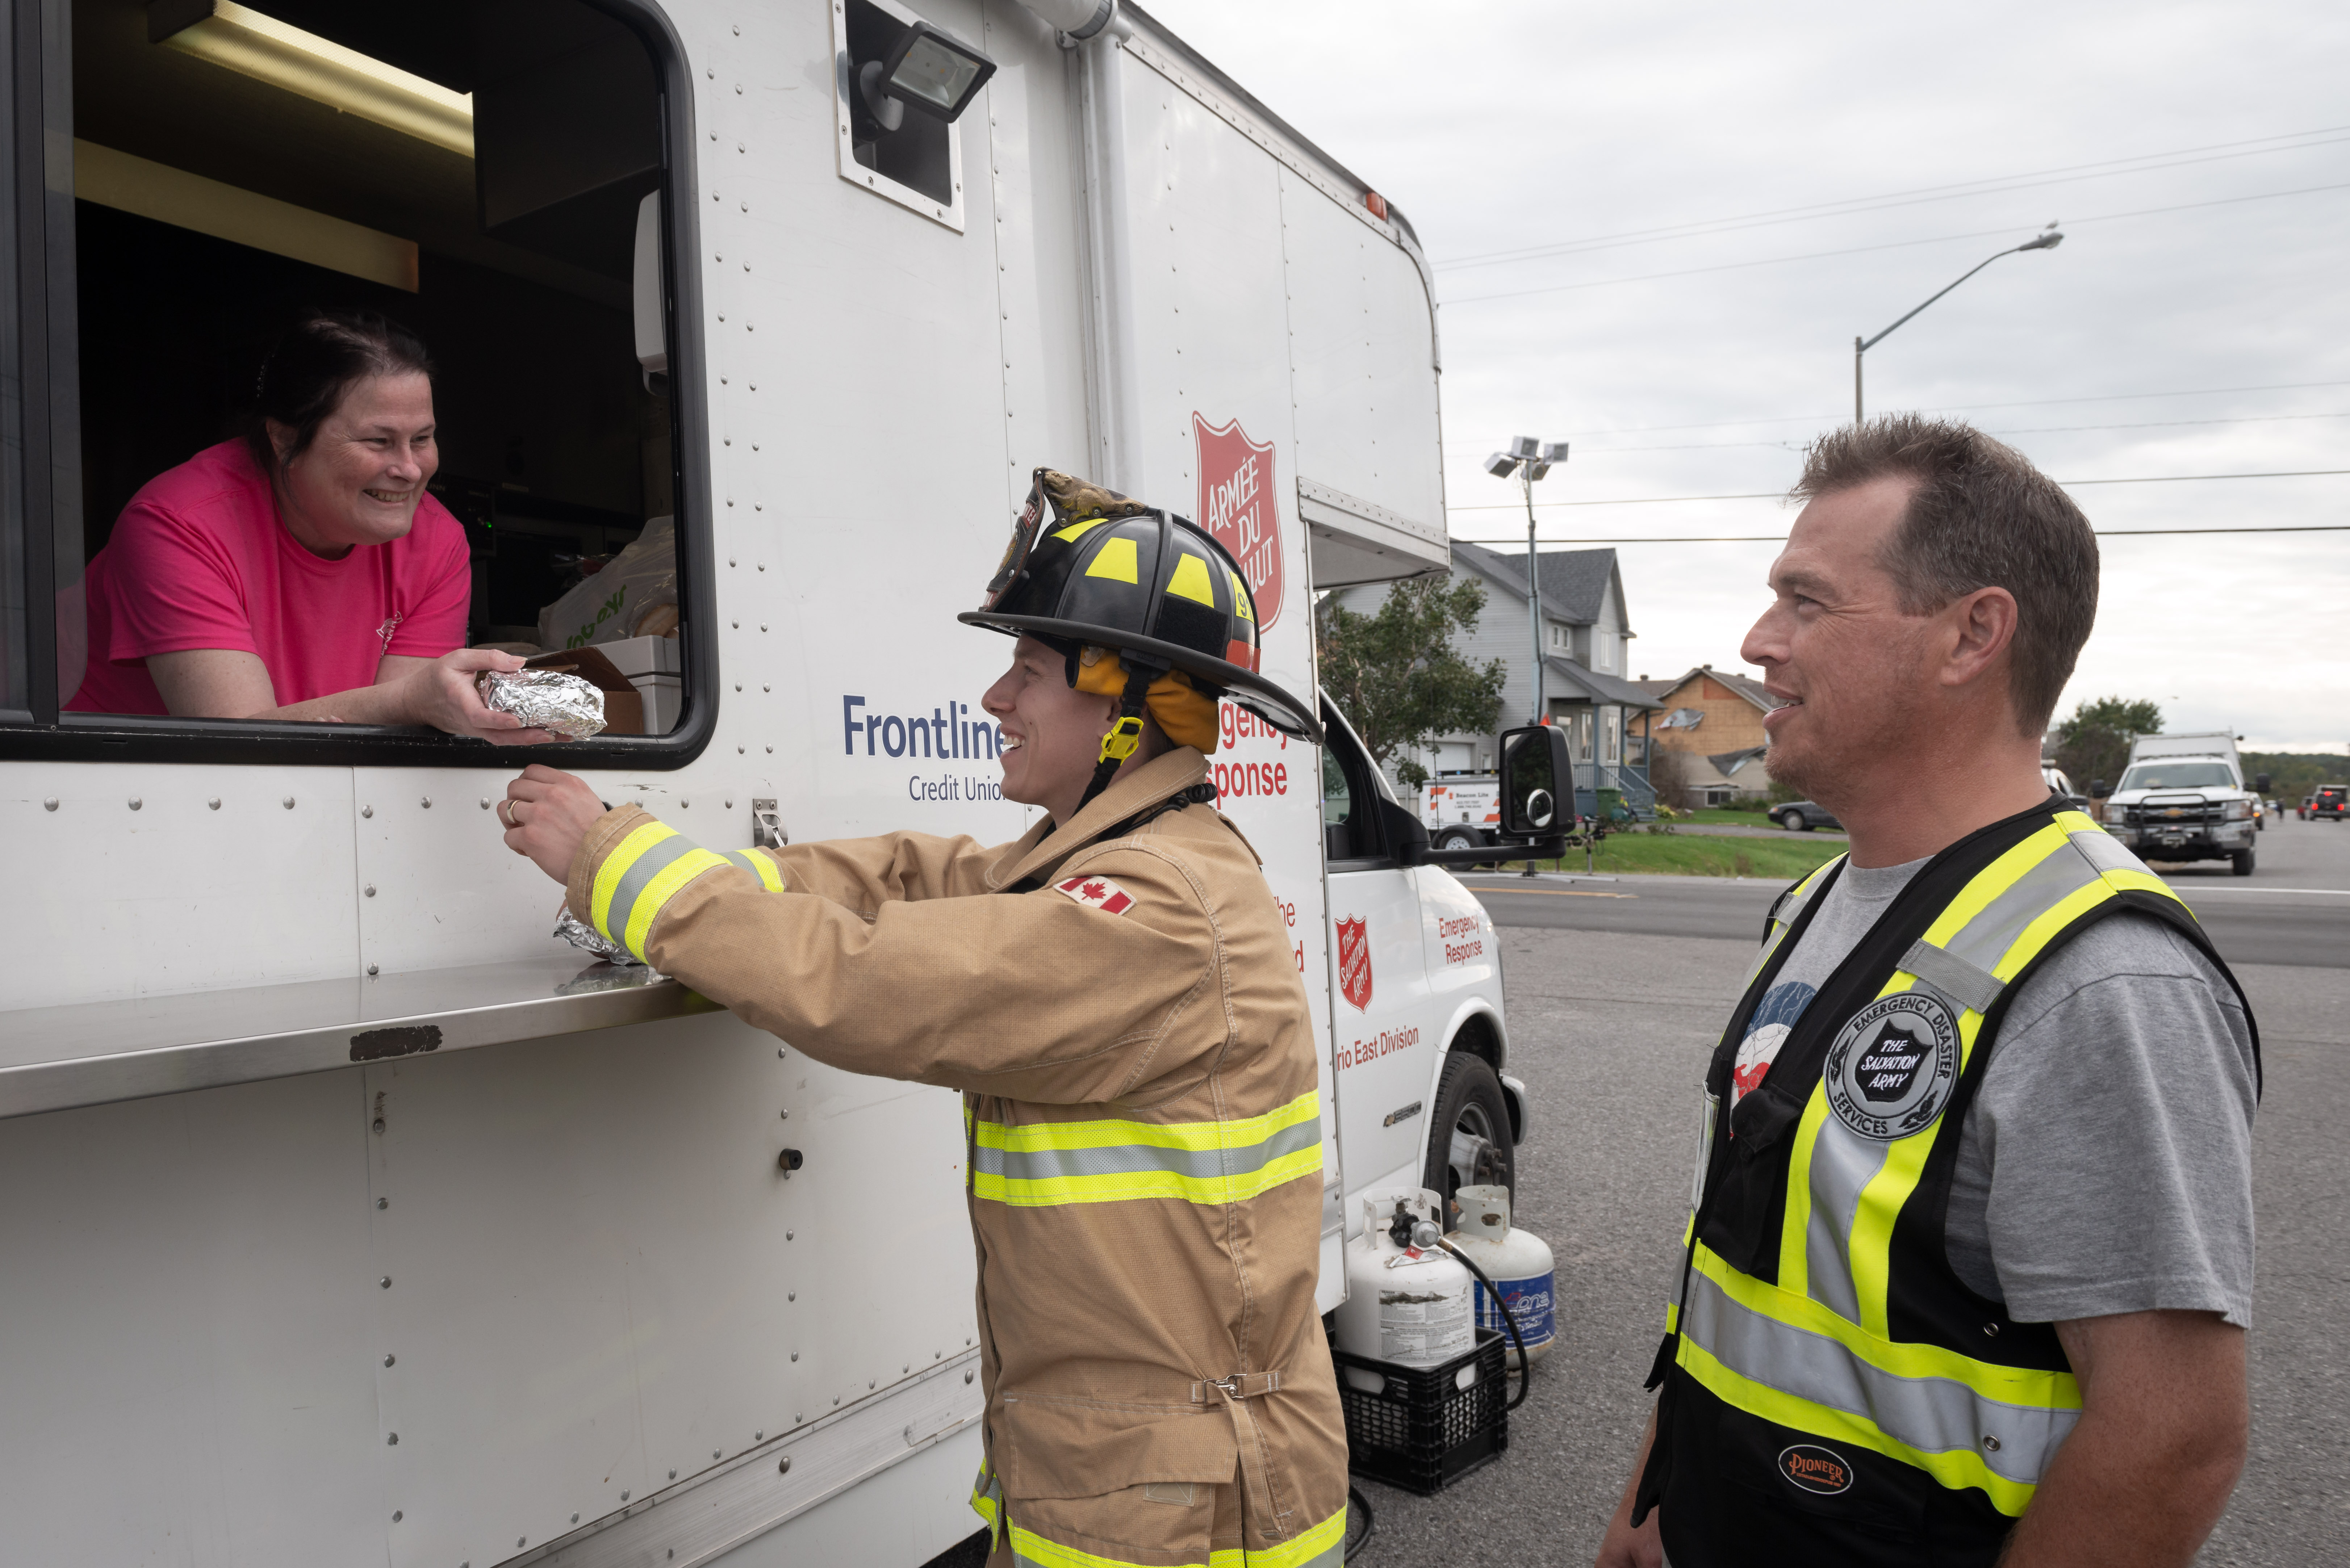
[1325,541,1661,813]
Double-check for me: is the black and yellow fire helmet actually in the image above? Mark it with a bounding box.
[959,468,1321,745]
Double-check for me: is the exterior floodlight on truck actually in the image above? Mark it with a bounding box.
[0,2,1557,1564]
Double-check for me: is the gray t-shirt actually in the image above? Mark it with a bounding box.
[1729,855,2258,1327]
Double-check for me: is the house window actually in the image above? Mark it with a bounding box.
[3,0,707,765]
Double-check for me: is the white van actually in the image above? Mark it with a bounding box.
[0,4,1533,1563]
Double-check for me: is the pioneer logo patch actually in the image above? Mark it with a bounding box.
[1824,993,1958,1141]
[1778,1443,1855,1496]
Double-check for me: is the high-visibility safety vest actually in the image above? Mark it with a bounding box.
[1633,801,2257,1565]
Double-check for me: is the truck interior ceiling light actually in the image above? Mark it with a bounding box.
[873,21,996,124]
[147,0,475,159]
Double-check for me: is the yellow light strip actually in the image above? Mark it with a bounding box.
[75,139,419,292]
[157,1,474,159]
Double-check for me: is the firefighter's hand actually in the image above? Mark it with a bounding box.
[501,764,608,881]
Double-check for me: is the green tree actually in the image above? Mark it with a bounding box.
[2053,696,2163,795]
[1315,576,1506,789]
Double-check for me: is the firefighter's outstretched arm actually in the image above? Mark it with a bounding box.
[555,801,1222,1103]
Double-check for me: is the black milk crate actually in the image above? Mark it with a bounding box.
[1331,1327,1510,1494]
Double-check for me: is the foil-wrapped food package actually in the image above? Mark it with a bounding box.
[553,902,645,967]
[478,668,607,740]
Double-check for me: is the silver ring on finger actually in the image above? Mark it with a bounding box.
[499,799,518,828]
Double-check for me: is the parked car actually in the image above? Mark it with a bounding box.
[1774,800,1843,832]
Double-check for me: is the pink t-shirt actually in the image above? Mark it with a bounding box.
[67,441,471,716]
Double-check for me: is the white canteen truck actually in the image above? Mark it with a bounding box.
[0,2,1547,1564]
[2094,731,2270,877]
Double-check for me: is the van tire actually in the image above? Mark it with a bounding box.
[2232,848,2255,876]
[1435,827,1481,853]
[1422,1051,1515,1216]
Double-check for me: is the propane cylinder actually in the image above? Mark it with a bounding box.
[1446,1183,1557,1366]
[1334,1188,1476,1367]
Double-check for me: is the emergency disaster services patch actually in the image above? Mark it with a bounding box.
[1824,993,1958,1141]
[1054,874,1134,914]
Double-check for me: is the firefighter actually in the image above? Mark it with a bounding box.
[498,470,1350,1568]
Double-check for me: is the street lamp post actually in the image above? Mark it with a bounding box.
[1483,436,1571,725]
[1854,227,2064,422]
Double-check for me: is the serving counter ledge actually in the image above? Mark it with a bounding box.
[0,959,712,1120]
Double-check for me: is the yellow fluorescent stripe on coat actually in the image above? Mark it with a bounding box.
[723,848,786,891]
[1674,1329,2041,1517]
[1917,825,2068,950]
[972,1146,1324,1208]
[975,1091,1320,1155]
[1007,1505,1347,1568]
[1690,1245,2078,1406]
[621,846,732,963]
[1210,1507,1350,1568]
[590,821,680,935]
[970,1094,1322,1207]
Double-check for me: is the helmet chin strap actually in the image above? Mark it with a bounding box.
[1074,657,1161,817]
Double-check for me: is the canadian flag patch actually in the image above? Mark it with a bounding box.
[1054,873,1135,914]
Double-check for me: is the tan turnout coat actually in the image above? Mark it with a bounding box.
[566,749,1349,1567]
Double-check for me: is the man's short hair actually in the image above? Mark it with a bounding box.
[1791,415,2098,734]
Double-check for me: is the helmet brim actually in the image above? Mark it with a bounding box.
[959,610,1323,745]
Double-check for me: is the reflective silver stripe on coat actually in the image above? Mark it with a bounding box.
[1683,1270,2079,1485]
[1798,840,2103,1316]
[2064,824,2149,879]
[971,1115,1323,1186]
[1936,842,2101,976]
[1898,939,2006,1015]
[604,832,710,938]
[1802,1126,1887,1322]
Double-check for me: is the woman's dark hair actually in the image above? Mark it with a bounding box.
[245,308,434,473]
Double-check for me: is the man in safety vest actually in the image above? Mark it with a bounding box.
[498,470,1350,1568]
[1596,417,2259,1568]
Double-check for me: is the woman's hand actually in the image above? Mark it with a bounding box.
[501,764,611,882]
[388,649,556,743]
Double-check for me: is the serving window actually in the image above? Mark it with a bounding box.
[0,0,710,762]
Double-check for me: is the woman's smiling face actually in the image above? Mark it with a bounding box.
[271,372,439,558]
[982,635,1120,823]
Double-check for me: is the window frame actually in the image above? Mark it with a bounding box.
[0,0,716,770]
[1320,697,1405,873]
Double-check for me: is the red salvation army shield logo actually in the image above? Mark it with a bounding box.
[1336,916,1373,1011]
[1193,413,1284,629]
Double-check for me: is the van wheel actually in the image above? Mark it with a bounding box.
[1435,828,1480,853]
[2232,848,2255,876]
[1422,1051,1515,1217]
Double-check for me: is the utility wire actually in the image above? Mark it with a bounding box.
[1446,469,2350,512]
[1545,410,2350,456]
[1437,126,2350,269]
[1443,379,2350,446]
[1438,181,2350,307]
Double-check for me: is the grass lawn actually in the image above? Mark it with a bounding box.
[1498,830,1848,881]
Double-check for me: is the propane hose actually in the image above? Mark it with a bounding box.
[1437,1236,1532,1412]
[1344,1481,1374,1560]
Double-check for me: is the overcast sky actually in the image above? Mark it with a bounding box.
[1143,0,2350,753]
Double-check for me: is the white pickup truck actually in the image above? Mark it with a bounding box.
[2096,731,2272,876]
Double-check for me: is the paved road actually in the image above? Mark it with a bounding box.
[1347,823,2348,1564]
[1463,813,2350,969]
